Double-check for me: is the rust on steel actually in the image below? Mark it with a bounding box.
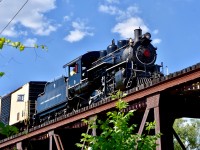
[0,66,200,148]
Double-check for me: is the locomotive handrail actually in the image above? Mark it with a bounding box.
[68,78,88,90]
[87,62,113,72]
[92,44,128,66]
[106,60,127,72]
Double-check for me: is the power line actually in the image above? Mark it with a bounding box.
[0,0,29,35]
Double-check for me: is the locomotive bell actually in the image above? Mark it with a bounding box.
[144,32,151,39]
[134,28,142,43]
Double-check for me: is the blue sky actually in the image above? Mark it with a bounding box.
[0,0,200,96]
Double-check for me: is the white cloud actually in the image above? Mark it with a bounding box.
[99,2,161,43]
[63,16,71,22]
[72,21,84,30]
[117,6,140,20]
[112,17,149,38]
[63,12,73,22]
[152,38,162,45]
[35,25,57,36]
[23,38,37,47]
[64,30,85,43]
[153,29,159,35]
[99,5,119,15]
[98,5,139,20]
[106,0,119,4]
[64,20,94,43]
[2,26,18,37]
[0,0,58,37]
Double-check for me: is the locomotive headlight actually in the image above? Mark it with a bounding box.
[144,32,151,39]
[144,49,150,57]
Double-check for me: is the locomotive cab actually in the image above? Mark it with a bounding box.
[67,60,82,87]
[63,51,101,108]
[63,51,101,87]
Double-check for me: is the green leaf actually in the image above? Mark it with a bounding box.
[76,90,161,150]
[0,37,5,43]
[41,45,45,49]
[0,72,5,77]
[116,99,128,110]
[0,37,5,49]
[34,44,39,48]
[19,44,25,51]
[5,39,11,43]
[0,122,19,137]
[41,45,48,51]
[11,42,21,48]
[82,119,89,124]
[0,41,4,49]
[0,37,47,51]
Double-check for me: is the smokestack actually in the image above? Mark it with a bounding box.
[134,28,142,43]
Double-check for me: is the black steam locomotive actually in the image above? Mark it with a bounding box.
[34,28,162,123]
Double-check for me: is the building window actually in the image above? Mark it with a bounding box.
[17,112,20,121]
[17,94,24,102]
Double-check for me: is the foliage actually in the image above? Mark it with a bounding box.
[0,37,47,51]
[0,122,19,137]
[0,37,47,77]
[76,90,160,150]
[173,118,200,150]
[0,72,5,77]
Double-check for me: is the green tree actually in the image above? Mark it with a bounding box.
[76,91,160,150]
[0,122,19,138]
[173,118,200,150]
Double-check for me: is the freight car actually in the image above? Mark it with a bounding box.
[34,28,163,124]
[0,82,46,130]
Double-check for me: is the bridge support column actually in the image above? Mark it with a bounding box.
[49,130,64,150]
[89,115,97,136]
[138,93,161,150]
[16,141,23,150]
[49,131,53,150]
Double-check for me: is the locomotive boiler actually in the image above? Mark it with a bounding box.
[35,28,162,123]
